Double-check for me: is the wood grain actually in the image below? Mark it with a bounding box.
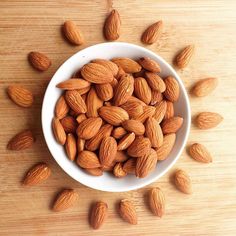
[1,0,236,235]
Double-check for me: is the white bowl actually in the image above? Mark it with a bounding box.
[42,42,191,192]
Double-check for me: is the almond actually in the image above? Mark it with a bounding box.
[196,112,223,129]
[77,138,85,152]
[145,72,166,92]
[110,78,118,89]
[150,90,163,106]
[63,20,84,45]
[145,117,163,148]
[76,114,87,124]
[156,133,176,161]
[189,143,212,163]
[127,136,151,157]
[164,101,174,119]
[119,199,137,225]
[148,187,165,217]
[69,109,80,117]
[141,21,163,45]
[7,85,34,108]
[81,63,113,84]
[23,163,51,186]
[77,151,101,168]
[112,127,127,139]
[135,105,155,123]
[175,45,195,69]
[161,116,183,134]
[56,79,91,92]
[7,130,35,151]
[28,51,51,71]
[120,99,144,119]
[123,158,136,174]
[134,77,152,104]
[114,151,129,162]
[52,189,79,212]
[117,133,135,151]
[90,201,108,229]
[95,83,113,101]
[65,133,77,161]
[133,69,146,78]
[84,168,103,176]
[91,59,119,76]
[99,106,129,126]
[122,120,145,135]
[174,169,192,194]
[135,148,157,178]
[99,137,117,167]
[76,117,102,140]
[163,76,180,102]
[61,116,77,133]
[116,66,126,80]
[85,124,113,151]
[113,162,127,177]
[102,161,116,172]
[52,118,66,145]
[127,95,146,106]
[153,100,167,123]
[55,95,69,119]
[65,90,87,113]
[138,57,161,73]
[192,77,218,97]
[86,87,103,117]
[111,57,142,73]
[103,9,121,41]
[113,74,134,106]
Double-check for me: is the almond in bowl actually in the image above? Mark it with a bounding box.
[42,42,191,192]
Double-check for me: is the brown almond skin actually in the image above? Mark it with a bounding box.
[114,151,129,162]
[123,158,136,174]
[135,105,155,123]
[161,116,183,134]
[63,21,84,45]
[119,199,137,225]
[60,116,77,133]
[76,114,87,124]
[113,74,134,106]
[112,127,127,139]
[84,168,103,176]
[135,149,157,178]
[134,77,152,104]
[175,45,195,69]
[164,101,174,119]
[141,21,163,45]
[192,77,218,97]
[77,138,85,152]
[52,118,66,145]
[117,132,135,151]
[52,189,79,212]
[23,163,51,186]
[145,72,166,92]
[85,124,113,151]
[189,143,213,163]
[103,9,121,41]
[7,85,34,108]
[7,130,35,151]
[65,90,87,113]
[28,51,51,71]
[120,99,144,119]
[156,133,176,161]
[56,79,91,91]
[55,95,69,119]
[65,133,77,161]
[127,136,151,158]
[150,90,163,106]
[99,137,117,167]
[174,169,192,194]
[196,112,223,129]
[138,57,161,73]
[95,83,113,101]
[76,117,102,140]
[148,187,165,217]
[113,162,127,177]
[92,59,119,76]
[111,57,142,73]
[90,201,108,229]
[77,151,101,169]
[163,76,180,102]
[81,63,113,84]
[153,100,167,123]
[122,120,145,135]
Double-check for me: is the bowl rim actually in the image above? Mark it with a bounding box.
[41,42,191,192]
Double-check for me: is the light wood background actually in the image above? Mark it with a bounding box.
[1,0,236,235]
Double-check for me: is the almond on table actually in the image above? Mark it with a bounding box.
[28,51,51,71]
[174,45,195,69]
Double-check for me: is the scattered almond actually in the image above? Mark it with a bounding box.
[90,201,108,229]
[174,169,192,194]
[119,199,137,224]
[148,187,165,217]
[175,45,195,69]
[196,112,223,129]
[189,143,212,163]
[28,51,51,71]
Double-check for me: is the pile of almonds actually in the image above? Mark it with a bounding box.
[53,56,183,178]
[5,8,224,230]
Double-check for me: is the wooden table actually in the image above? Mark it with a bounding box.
[1,1,236,235]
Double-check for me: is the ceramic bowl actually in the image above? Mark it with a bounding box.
[41,42,191,192]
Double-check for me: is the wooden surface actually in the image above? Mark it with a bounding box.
[1,0,236,235]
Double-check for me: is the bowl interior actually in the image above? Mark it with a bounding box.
[42,42,191,192]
